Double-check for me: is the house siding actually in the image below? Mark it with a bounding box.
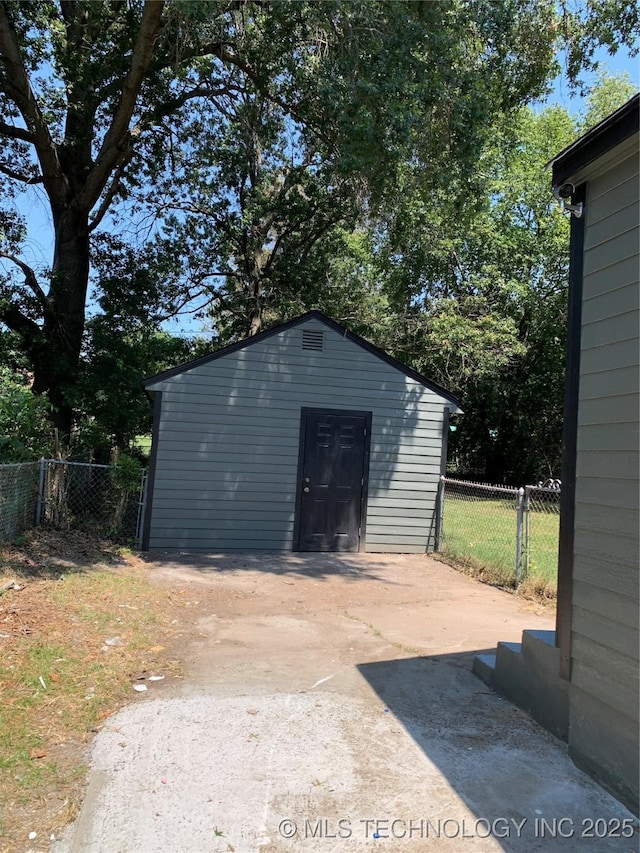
[570,145,639,809]
[145,318,451,553]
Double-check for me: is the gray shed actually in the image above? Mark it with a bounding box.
[141,311,459,553]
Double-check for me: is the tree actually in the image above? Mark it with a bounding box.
[0,0,562,443]
[152,79,363,343]
[579,68,636,130]
[72,235,202,452]
[560,0,639,82]
[340,74,636,483]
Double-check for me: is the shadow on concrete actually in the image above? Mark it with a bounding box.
[357,654,632,851]
[144,550,410,585]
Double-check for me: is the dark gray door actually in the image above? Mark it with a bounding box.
[296,409,370,552]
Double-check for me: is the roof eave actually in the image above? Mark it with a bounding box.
[547,93,639,187]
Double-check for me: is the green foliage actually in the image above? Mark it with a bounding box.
[0,367,51,461]
[111,454,143,494]
[561,0,639,82]
[0,0,566,437]
[73,322,197,455]
[579,68,637,131]
[337,100,579,483]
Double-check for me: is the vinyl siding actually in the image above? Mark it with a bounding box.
[570,142,639,802]
[146,317,451,552]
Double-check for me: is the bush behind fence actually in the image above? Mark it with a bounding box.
[438,477,560,588]
[0,459,146,545]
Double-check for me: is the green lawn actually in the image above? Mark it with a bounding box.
[133,434,152,456]
[441,494,559,588]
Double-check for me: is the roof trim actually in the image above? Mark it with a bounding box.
[142,310,460,407]
[547,93,639,186]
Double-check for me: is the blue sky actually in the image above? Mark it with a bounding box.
[547,47,639,114]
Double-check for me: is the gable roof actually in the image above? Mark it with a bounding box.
[143,310,460,407]
[547,93,639,187]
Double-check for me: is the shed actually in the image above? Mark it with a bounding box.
[141,311,460,554]
[474,94,639,813]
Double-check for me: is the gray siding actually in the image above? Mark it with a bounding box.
[570,145,639,807]
[146,318,451,552]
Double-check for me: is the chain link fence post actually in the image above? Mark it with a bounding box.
[523,485,532,580]
[439,477,520,584]
[34,456,46,526]
[136,469,148,548]
[515,487,525,585]
[435,474,445,551]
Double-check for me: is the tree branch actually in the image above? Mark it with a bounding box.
[0,120,34,142]
[0,162,43,183]
[0,302,42,338]
[0,2,68,203]
[88,146,135,233]
[77,0,165,212]
[0,252,48,307]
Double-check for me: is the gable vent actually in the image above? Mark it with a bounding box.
[302,329,324,351]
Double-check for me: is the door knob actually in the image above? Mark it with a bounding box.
[303,486,310,493]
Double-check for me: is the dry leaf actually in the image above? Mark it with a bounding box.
[30,748,47,760]
[148,645,165,653]
[96,707,116,721]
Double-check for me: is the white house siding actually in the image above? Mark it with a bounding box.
[145,318,453,553]
[570,143,639,802]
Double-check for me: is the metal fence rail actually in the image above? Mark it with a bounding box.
[0,459,146,545]
[438,476,560,587]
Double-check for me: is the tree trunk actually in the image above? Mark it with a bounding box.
[31,207,90,446]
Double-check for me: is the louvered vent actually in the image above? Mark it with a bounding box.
[302,329,324,351]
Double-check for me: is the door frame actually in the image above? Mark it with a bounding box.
[293,407,372,553]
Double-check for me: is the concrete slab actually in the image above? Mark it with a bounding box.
[53,553,637,852]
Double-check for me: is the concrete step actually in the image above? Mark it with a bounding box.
[486,633,568,741]
[496,640,522,670]
[472,653,496,686]
[521,629,561,678]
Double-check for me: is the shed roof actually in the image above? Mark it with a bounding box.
[143,310,460,408]
[547,92,639,187]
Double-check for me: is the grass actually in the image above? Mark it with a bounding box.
[0,530,186,852]
[441,495,559,598]
[132,434,152,455]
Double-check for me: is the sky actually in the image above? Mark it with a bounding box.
[3,42,639,341]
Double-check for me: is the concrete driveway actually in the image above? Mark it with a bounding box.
[55,553,636,852]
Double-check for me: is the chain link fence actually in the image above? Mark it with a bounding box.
[0,462,40,541]
[437,477,560,589]
[524,485,561,583]
[0,459,146,545]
